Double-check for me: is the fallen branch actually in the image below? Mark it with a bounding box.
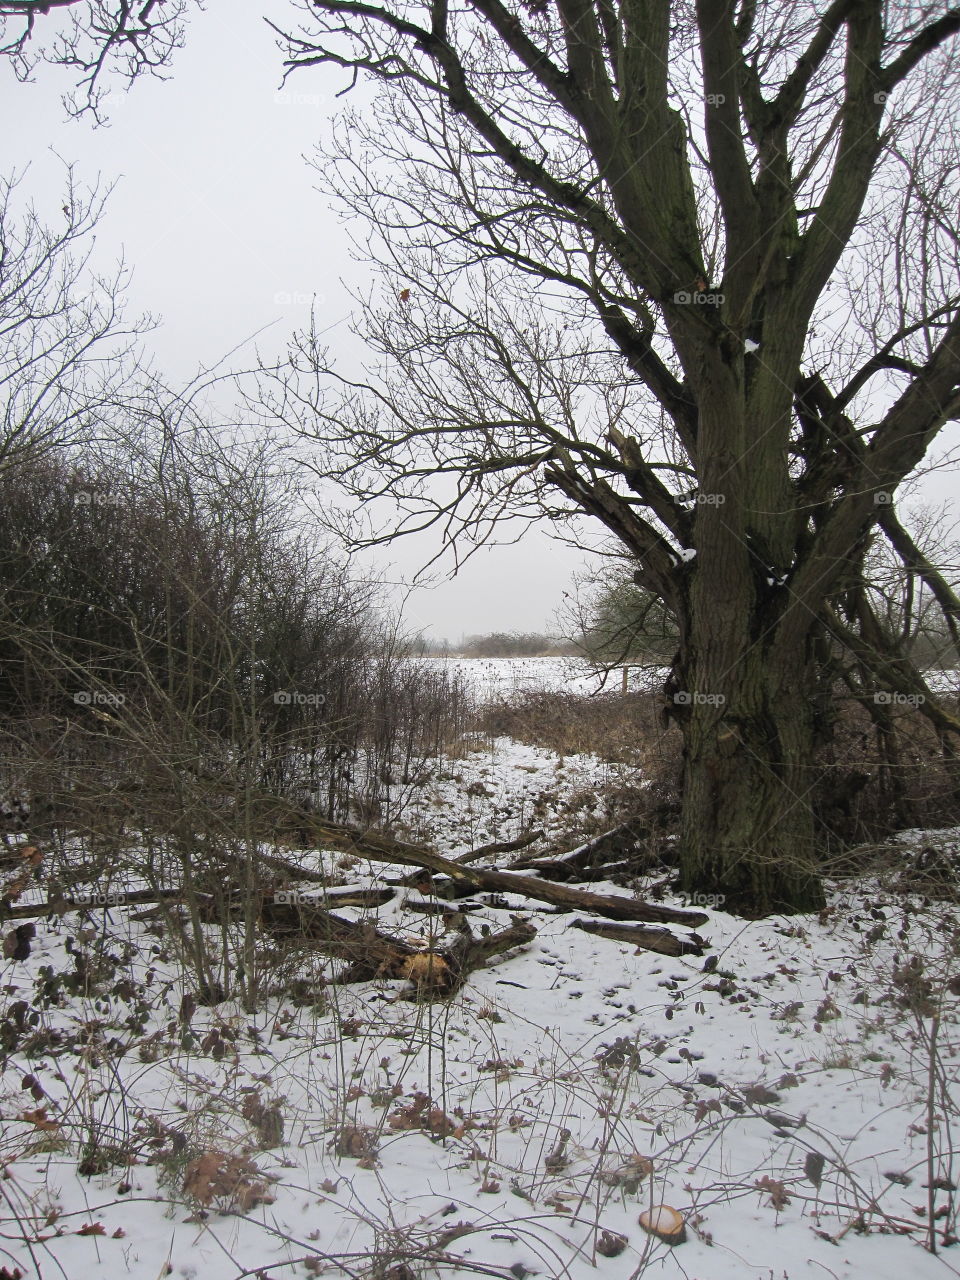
[260,896,536,995]
[572,918,705,958]
[0,887,201,921]
[453,828,545,865]
[289,815,708,927]
[510,822,646,876]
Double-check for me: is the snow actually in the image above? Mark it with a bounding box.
[424,655,669,700]
[2,659,960,1279]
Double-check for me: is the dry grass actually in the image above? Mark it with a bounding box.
[475,688,676,768]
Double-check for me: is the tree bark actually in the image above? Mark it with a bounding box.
[572,918,705,957]
[674,633,824,914]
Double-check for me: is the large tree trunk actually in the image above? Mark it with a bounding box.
[676,649,825,914]
[672,393,826,916]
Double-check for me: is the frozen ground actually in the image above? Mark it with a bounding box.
[1,659,960,1280]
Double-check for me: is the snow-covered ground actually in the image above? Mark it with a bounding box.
[2,659,960,1280]
[425,656,668,700]
[429,654,959,701]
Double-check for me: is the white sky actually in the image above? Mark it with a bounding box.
[1,2,956,641]
[0,0,585,643]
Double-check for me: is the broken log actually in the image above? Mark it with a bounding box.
[396,828,546,885]
[511,822,646,877]
[453,828,546,865]
[260,896,536,995]
[572,918,705,958]
[448,917,538,975]
[0,887,203,921]
[261,897,418,978]
[287,816,707,928]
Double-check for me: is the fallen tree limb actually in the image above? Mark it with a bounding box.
[260,896,536,995]
[448,917,538,975]
[0,887,201,921]
[396,828,545,884]
[510,822,646,876]
[453,829,545,865]
[261,897,418,976]
[572,918,706,958]
[289,815,708,927]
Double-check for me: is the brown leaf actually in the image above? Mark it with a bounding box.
[804,1151,826,1188]
[596,1229,628,1257]
[76,1222,106,1236]
[19,1107,59,1132]
[755,1174,791,1209]
[21,1074,45,1102]
[3,924,34,960]
[333,1124,378,1159]
[182,1150,275,1213]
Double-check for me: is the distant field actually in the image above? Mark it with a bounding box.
[429,655,960,702]
[425,654,669,699]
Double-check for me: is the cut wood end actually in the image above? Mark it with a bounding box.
[639,1205,686,1245]
[399,952,450,984]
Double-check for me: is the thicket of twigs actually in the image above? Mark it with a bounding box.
[479,683,960,861]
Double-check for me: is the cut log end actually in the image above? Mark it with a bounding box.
[639,1205,686,1245]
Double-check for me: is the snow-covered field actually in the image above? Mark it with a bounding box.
[425,656,668,700]
[2,659,960,1280]
[430,655,960,701]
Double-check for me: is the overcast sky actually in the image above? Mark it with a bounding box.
[0,0,587,643]
[2,3,956,642]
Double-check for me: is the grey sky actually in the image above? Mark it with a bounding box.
[0,1,586,643]
[2,3,957,642]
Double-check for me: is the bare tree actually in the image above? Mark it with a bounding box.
[245,0,960,912]
[0,0,197,116]
[0,168,148,473]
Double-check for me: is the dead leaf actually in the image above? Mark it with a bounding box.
[596,1229,628,1257]
[755,1174,791,1208]
[182,1150,276,1212]
[19,1107,59,1132]
[804,1151,826,1188]
[332,1124,378,1159]
[3,924,34,960]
